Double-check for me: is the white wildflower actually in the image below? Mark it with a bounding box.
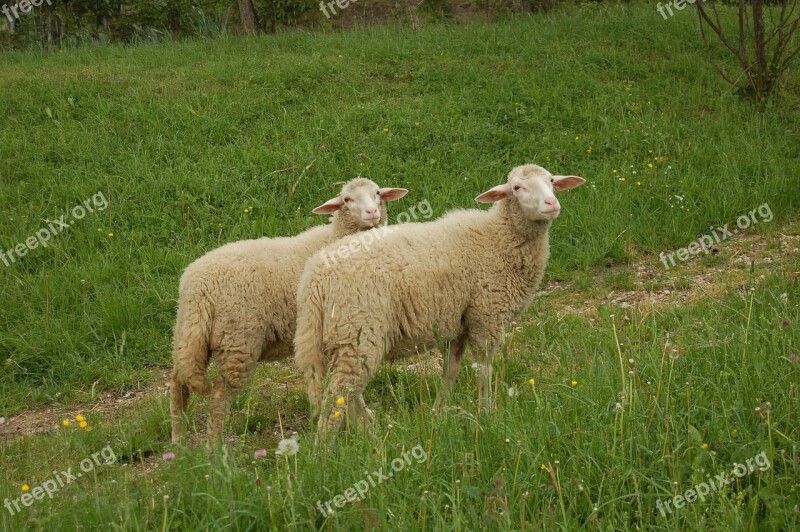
[275,435,300,457]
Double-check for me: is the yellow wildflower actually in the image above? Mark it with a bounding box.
[108,232,113,237]
[647,163,654,169]
[21,485,30,492]
[333,411,341,418]
[571,380,578,387]
[62,420,70,427]
[75,414,85,422]
[529,378,535,385]
[79,421,88,429]
[701,443,709,449]
[336,396,345,405]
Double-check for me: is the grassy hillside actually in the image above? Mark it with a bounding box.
[0,3,799,530]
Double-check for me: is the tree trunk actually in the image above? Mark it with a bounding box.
[237,0,260,33]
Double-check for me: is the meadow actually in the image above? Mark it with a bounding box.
[0,3,799,530]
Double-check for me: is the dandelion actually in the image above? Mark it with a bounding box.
[636,181,641,186]
[571,380,578,387]
[254,449,268,459]
[75,414,85,422]
[21,485,30,492]
[383,128,389,132]
[336,396,345,406]
[415,122,420,127]
[333,410,341,418]
[586,146,592,154]
[162,452,176,461]
[529,378,535,385]
[701,443,709,449]
[612,168,618,173]
[108,232,113,237]
[575,135,580,141]
[647,163,654,169]
[275,437,300,457]
[338,54,343,58]
[619,177,626,182]
[79,421,88,429]
[61,419,70,427]
[97,228,103,232]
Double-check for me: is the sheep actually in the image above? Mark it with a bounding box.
[169,178,408,445]
[293,164,585,431]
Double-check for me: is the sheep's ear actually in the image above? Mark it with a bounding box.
[312,197,344,214]
[475,183,513,203]
[379,188,409,202]
[553,176,586,191]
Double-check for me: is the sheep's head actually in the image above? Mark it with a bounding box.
[475,164,585,221]
[313,178,408,229]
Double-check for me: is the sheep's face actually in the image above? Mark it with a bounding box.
[476,164,585,221]
[313,178,408,228]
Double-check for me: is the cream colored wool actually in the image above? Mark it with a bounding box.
[169,178,408,445]
[294,164,585,431]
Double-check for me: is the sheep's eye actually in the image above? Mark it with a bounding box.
[344,197,353,203]
[376,190,381,196]
[513,185,521,191]
[550,178,554,184]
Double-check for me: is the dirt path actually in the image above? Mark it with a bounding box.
[1,221,797,443]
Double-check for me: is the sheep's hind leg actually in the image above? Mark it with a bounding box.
[169,369,191,443]
[206,349,257,449]
[433,335,467,412]
[467,331,502,413]
[318,343,378,433]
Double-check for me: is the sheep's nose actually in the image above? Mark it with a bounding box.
[544,198,560,209]
[365,208,378,215]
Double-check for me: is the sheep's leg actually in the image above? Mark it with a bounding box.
[206,347,258,448]
[433,336,467,412]
[207,375,233,449]
[466,325,502,413]
[169,370,191,443]
[319,341,379,433]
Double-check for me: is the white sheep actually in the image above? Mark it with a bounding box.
[294,164,585,431]
[170,178,408,445]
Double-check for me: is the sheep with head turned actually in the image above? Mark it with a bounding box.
[169,178,408,445]
[293,164,585,432]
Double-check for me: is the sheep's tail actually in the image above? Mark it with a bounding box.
[294,282,327,417]
[172,290,213,396]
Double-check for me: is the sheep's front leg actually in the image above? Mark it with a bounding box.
[433,336,467,412]
[467,329,502,412]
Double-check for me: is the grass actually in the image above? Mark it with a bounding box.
[0,3,799,530]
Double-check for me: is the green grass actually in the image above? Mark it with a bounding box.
[1,3,799,530]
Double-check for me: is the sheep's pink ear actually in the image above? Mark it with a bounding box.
[312,197,344,214]
[553,176,586,191]
[379,188,409,202]
[475,183,513,203]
